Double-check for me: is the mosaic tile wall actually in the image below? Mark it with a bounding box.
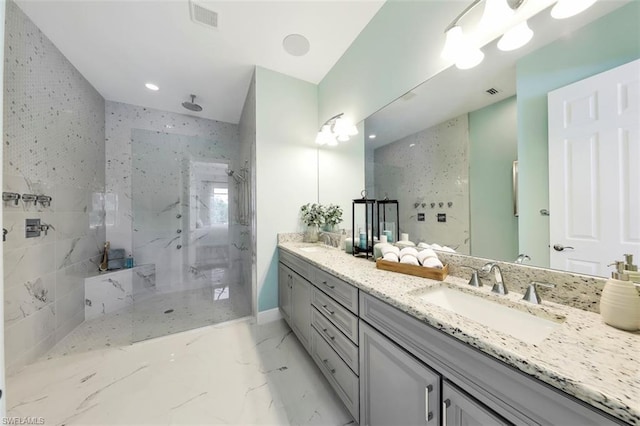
[105,102,252,305]
[3,0,106,373]
[374,115,470,253]
[238,71,256,312]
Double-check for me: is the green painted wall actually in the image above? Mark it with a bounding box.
[255,67,318,312]
[516,2,640,267]
[469,96,518,262]
[318,1,457,125]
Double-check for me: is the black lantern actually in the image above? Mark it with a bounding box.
[352,190,376,259]
[376,196,399,243]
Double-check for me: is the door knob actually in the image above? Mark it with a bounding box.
[553,244,574,252]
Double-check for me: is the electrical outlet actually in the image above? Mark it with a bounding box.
[418,213,425,222]
[437,213,446,223]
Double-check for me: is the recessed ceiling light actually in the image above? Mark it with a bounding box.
[283,34,310,57]
[409,143,416,148]
[369,134,377,139]
[145,83,159,91]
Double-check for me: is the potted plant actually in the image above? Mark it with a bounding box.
[300,203,325,242]
[323,204,343,232]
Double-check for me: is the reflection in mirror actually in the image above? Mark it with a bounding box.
[363,2,639,277]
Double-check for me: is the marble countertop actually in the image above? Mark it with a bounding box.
[278,242,640,425]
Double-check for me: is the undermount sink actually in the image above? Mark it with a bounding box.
[299,246,321,253]
[416,286,564,345]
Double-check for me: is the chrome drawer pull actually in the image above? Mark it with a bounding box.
[322,358,336,374]
[322,280,336,289]
[322,328,336,340]
[443,399,451,425]
[321,304,335,315]
[425,384,433,422]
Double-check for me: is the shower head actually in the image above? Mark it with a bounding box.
[182,94,203,112]
[226,169,234,176]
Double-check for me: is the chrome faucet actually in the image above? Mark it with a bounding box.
[514,254,531,264]
[461,265,483,287]
[523,281,556,304]
[482,262,508,295]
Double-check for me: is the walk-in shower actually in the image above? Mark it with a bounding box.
[44,129,252,358]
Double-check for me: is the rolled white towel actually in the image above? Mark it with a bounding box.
[417,249,438,264]
[381,245,400,257]
[422,257,444,269]
[382,252,399,262]
[394,240,416,248]
[430,243,443,250]
[439,246,456,253]
[399,247,419,259]
[400,255,419,266]
[417,242,432,249]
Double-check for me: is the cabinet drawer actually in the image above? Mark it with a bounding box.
[311,327,359,423]
[279,250,311,280]
[312,267,358,314]
[312,307,359,374]
[312,287,358,344]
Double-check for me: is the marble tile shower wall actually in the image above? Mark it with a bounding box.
[3,1,106,373]
[374,115,470,253]
[105,102,242,293]
[238,72,256,308]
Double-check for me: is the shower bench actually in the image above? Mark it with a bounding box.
[84,264,156,320]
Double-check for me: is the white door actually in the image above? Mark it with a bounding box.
[548,59,640,276]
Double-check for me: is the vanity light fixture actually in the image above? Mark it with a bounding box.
[145,82,159,91]
[441,0,599,70]
[315,113,358,146]
[551,0,598,19]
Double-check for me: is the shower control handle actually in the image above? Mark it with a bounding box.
[176,245,182,250]
[176,214,182,219]
[176,229,182,234]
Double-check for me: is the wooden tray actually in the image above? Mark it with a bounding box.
[376,259,449,281]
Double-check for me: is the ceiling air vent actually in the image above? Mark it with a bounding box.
[190,1,218,29]
[485,87,501,96]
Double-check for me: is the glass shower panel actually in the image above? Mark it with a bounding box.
[131,129,249,343]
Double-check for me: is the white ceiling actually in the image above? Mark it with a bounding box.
[365,0,630,149]
[15,0,385,124]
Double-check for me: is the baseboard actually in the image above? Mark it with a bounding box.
[257,308,282,325]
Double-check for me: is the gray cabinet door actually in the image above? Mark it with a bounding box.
[278,263,292,324]
[290,272,311,351]
[442,381,510,426]
[360,321,440,426]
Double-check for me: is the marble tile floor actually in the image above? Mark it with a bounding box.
[8,318,354,426]
[44,284,252,359]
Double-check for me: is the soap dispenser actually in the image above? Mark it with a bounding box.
[623,253,640,283]
[600,261,640,331]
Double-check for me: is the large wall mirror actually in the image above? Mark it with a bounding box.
[363,1,639,278]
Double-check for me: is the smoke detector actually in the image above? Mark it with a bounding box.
[189,0,218,29]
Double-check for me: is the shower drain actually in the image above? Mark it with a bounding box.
[164,309,174,314]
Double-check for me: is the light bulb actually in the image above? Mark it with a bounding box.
[455,47,485,70]
[315,125,333,145]
[479,0,514,29]
[337,134,350,142]
[551,0,598,19]
[441,26,465,62]
[498,21,534,51]
[346,124,358,136]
